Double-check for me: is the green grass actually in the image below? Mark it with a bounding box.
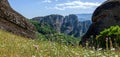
[0,30,120,57]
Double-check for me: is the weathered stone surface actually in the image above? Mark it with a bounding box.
[32,14,91,37]
[33,14,64,33]
[80,0,120,46]
[0,0,36,39]
[61,14,81,37]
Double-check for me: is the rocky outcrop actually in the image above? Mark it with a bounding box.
[61,14,91,37]
[80,0,120,46]
[61,14,79,37]
[33,14,64,33]
[32,14,91,37]
[0,0,36,39]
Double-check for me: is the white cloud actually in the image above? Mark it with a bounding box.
[53,0,101,10]
[42,0,52,3]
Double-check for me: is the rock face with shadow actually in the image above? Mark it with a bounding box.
[0,0,36,39]
[80,0,120,46]
[32,14,64,33]
[61,14,80,37]
[32,14,91,37]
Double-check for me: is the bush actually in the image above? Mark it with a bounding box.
[29,20,56,34]
[36,32,79,45]
[29,20,80,46]
[96,25,120,49]
[47,33,79,45]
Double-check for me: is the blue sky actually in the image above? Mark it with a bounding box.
[8,0,105,18]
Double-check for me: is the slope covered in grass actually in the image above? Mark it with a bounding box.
[0,30,120,57]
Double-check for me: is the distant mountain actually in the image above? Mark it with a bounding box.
[32,14,92,37]
[76,14,92,21]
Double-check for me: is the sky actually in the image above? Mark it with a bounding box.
[8,0,105,18]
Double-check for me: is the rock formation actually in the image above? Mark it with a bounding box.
[33,14,64,33]
[0,0,36,39]
[32,14,91,37]
[61,14,79,36]
[80,0,120,46]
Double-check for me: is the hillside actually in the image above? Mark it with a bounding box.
[0,29,120,57]
[32,14,91,37]
[0,0,36,39]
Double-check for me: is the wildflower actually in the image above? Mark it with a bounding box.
[32,55,36,57]
[111,48,115,51]
[75,53,79,56]
[106,37,108,41]
[97,48,102,51]
[90,51,94,53]
[33,44,39,50]
[115,55,118,57]
[97,53,101,56]
[102,55,106,57]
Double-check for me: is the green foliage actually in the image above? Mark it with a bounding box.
[96,25,120,48]
[29,20,80,45]
[0,29,120,57]
[36,32,80,45]
[29,20,56,34]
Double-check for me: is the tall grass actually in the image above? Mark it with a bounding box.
[0,30,119,57]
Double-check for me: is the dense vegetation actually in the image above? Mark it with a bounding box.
[96,26,120,49]
[0,29,120,57]
[29,20,80,45]
[37,33,79,45]
[29,20,56,34]
[30,20,120,49]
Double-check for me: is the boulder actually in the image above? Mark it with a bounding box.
[0,0,36,39]
[80,0,120,46]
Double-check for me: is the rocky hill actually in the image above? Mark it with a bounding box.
[0,0,36,39]
[32,14,91,37]
[80,0,120,45]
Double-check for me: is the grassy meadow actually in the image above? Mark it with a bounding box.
[0,30,119,57]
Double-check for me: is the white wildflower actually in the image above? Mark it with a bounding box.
[33,44,39,50]
[90,51,94,53]
[111,48,115,51]
[102,55,106,57]
[32,55,36,57]
[97,53,101,56]
[115,55,118,57]
[97,48,102,51]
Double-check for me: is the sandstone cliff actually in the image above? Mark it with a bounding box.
[0,0,36,38]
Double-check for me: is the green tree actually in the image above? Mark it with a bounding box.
[96,25,120,49]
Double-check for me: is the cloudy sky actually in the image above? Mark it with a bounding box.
[8,0,105,18]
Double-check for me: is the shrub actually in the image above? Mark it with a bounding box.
[29,20,80,45]
[36,32,79,46]
[96,25,120,49]
[29,20,56,34]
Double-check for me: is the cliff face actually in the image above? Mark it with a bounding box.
[0,0,36,39]
[61,14,79,36]
[33,14,64,33]
[32,14,91,37]
[80,0,120,45]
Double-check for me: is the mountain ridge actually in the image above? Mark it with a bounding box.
[32,14,91,37]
